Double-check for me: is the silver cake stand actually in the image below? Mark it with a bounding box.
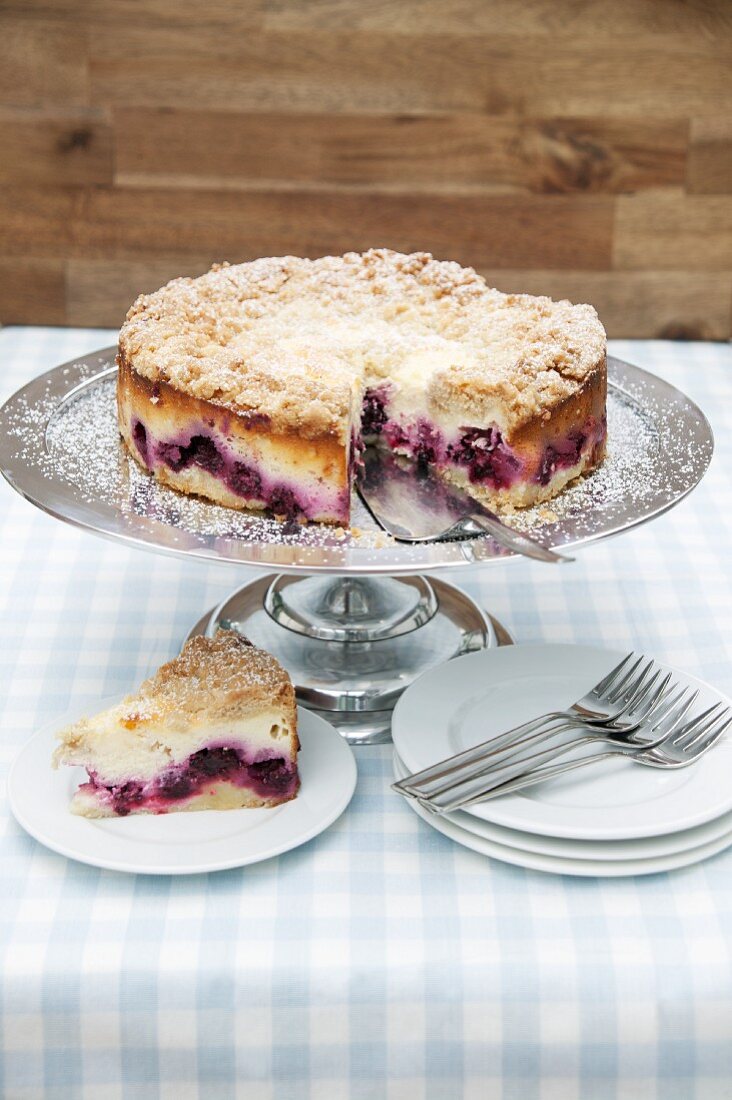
[0,349,713,743]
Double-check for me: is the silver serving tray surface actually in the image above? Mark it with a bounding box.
[0,349,713,576]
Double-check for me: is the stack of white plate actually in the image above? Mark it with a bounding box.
[392,645,732,877]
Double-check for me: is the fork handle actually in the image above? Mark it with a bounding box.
[467,512,572,565]
[393,711,572,794]
[430,731,605,812]
[444,747,624,809]
[409,717,594,799]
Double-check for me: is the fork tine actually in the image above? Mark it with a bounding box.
[659,689,700,730]
[646,710,732,765]
[624,688,696,754]
[625,667,663,714]
[474,709,731,804]
[603,655,647,703]
[690,713,732,755]
[647,684,692,729]
[614,657,657,705]
[670,701,725,748]
[635,672,673,723]
[675,704,730,751]
[695,717,730,752]
[591,653,634,698]
[600,666,665,729]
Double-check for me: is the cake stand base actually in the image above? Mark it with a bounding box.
[186,573,513,744]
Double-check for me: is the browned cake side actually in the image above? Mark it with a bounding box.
[117,353,351,522]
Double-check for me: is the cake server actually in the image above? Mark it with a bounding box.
[356,446,572,564]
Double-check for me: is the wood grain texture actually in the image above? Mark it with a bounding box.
[65,258,220,327]
[0,258,65,325]
[481,270,732,341]
[0,185,614,270]
[0,0,730,336]
[0,108,113,186]
[688,117,732,195]
[2,1,263,30]
[262,0,732,39]
[0,18,88,108]
[615,196,732,271]
[88,31,732,117]
[115,110,687,194]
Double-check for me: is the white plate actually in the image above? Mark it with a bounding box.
[393,753,732,877]
[393,752,732,861]
[9,705,356,875]
[392,645,732,841]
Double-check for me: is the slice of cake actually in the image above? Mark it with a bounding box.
[53,631,300,817]
[117,249,607,525]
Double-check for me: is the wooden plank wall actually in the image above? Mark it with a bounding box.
[0,0,731,338]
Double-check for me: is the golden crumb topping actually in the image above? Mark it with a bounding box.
[137,630,294,721]
[119,250,606,439]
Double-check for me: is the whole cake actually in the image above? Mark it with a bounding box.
[53,631,299,817]
[118,249,607,525]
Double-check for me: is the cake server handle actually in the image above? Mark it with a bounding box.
[462,512,573,564]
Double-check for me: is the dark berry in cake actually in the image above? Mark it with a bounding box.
[361,389,388,436]
[269,486,300,519]
[228,461,263,499]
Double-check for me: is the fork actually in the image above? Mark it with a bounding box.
[403,664,675,806]
[394,652,654,798]
[419,681,697,814]
[438,701,732,811]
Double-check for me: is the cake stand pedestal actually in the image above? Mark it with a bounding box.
[186,573,511,744]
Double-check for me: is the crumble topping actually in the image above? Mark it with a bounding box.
[138,630,294,721]
[119,249,606,439]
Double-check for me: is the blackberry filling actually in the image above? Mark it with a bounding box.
[248,757,293,793]
[187,436,224,475]
[361,389,388,435]
[157,773,194,800]
[109,748,293,807]
[228,461,263,499]
[269,486,300,519]
[158,434,224,475]
[384,422,408,450]
[189,747,241,777]
[132,421,148,464]
[156,746,244,800]
[111,780,145,816]
[450,428,519,489]
[537,432,586,486]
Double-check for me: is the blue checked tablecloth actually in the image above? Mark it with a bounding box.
[1,327,732,1100]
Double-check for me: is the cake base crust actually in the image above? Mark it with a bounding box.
[70,777,299,818]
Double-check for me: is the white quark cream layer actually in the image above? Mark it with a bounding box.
[53,703,295,785]
[381,344,509,437]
